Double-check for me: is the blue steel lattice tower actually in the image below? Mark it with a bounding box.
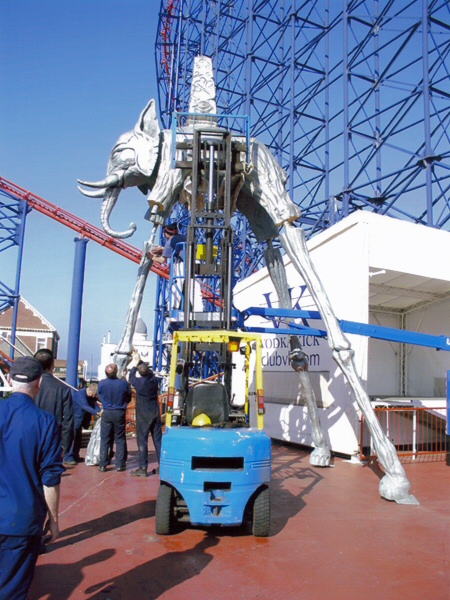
[156,0,450,240]
[152,0,449,370]
[0,187,29,359]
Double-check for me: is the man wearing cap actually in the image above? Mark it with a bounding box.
[150,222,186,309]
[0,356,64,600]
[151,222,202,311]
[151,222,186,265]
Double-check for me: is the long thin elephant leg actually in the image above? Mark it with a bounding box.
[292,354,332,467]
[280,224,419,505]
[113,230,158,376]
[265,243,331,466]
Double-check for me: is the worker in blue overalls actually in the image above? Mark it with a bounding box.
[0,356,64,600]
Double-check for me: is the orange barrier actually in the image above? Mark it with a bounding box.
[126,391,167,433]
[158,373,222,420]
[129,375,224,432]
[126,392,137,434]
[360,405,447,462]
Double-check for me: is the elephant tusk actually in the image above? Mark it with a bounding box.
[77,172,123,189]
[78,186,105,198]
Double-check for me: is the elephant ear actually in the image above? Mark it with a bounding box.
[134,99,161,178]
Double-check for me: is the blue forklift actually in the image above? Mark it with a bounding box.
[155,329,271,536]
[155,126,271,536]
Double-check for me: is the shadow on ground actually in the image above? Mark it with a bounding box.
[30,549,116,600]
[84,534,219,599]
[49,500,155,551]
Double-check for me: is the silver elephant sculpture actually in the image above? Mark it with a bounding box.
[79,56,418,506]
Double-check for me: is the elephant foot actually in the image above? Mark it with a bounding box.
[113,351,132,378]
[147,202,165,224]
[379,474,420,505]
[289,348,309,372]
[310,446,331,467]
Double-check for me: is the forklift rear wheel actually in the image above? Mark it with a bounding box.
[155,483,174,535]
[252,486,270,537]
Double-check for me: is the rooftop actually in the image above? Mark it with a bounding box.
[28,437,449,600]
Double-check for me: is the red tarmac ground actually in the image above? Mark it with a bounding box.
[28,437,449,600]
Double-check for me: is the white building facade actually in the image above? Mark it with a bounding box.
[98,316,154,381]
[233,212,450,457]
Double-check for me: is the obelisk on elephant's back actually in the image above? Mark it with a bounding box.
[187,55,218,128]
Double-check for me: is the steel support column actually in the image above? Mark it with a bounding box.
[66,237,89,388]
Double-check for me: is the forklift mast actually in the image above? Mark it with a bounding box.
[177,128,243,330]
[174,126,247,392]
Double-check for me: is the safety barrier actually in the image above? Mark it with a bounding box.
[360,405,447,462]
[126,392,137,434]
[126,391,168,433]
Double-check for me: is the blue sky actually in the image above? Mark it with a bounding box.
[0,1,162,375]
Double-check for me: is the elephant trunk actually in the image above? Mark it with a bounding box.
[101,187,137,239]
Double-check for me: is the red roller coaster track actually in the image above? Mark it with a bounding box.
[0,176,169,279]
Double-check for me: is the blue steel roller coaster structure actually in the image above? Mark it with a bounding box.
[1,0,449,372]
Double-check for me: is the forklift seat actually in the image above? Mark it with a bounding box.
[185,382,229,425]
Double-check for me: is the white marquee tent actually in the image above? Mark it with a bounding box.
[234,211,450,456]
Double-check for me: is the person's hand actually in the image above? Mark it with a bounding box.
[130,350,140,368]
[43,518,60,543]
[146,246,162,260]
[149,248,163,259]
[153,255,164,264]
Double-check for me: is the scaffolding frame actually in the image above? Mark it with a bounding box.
[156,0,450,244]
[152,0,450,373]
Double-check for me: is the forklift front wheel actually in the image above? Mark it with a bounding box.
[155,483,175,535]
[252,485,270,537]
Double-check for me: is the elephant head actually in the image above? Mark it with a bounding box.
[78,99,161,239]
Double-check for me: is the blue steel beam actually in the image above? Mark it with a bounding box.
[239,306,450,351]
[66,238,89,389]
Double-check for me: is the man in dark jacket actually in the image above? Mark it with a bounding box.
[34,349,74,465]
[0,356,64,600]
[129,357,162,477]
[97,363,132,472]
[64,382,101,464]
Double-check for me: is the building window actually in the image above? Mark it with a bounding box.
[37,337,47,350]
